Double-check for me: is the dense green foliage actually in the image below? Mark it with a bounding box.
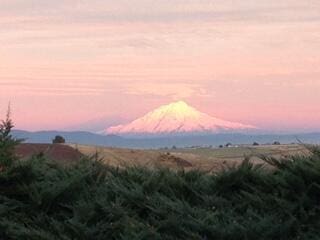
[0,147,320,239]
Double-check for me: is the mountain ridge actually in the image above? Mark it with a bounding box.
[12,129,320,149]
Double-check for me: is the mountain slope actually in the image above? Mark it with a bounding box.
[106,101,256,136]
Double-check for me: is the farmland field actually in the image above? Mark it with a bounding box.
[68,143,308,171]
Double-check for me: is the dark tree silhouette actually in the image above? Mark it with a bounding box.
[52,135,66,144]
[0,106,22,169]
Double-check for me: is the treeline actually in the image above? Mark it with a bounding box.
[1,115,320,239]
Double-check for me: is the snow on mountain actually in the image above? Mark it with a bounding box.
[106,101,256,136]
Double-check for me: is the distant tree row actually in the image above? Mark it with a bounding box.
[218,141,281,148]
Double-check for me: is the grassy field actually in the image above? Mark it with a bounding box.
[68,144,308,172]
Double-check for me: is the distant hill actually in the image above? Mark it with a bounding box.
[12,130,320,149]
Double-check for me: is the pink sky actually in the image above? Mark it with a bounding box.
[0,0,319,132]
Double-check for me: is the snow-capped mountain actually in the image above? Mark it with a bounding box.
[106,101,256,136]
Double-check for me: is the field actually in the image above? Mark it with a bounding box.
[68,143,308,171]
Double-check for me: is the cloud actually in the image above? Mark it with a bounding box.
[123,83,210,100]
[0,79,108,96]
[0,0,319,26]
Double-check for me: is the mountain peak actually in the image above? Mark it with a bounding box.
[168,100,189,108]
[106,101,256,136]
[152,100,198,119]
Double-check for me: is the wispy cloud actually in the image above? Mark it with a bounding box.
[123,83,210,100]
[0,79,108,96]
[1,0,319,26]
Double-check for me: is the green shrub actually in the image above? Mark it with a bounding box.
[0,148,320,239]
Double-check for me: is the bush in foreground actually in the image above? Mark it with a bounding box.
[0,146,320,239]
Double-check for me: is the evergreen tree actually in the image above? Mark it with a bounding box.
[0,106,22,170]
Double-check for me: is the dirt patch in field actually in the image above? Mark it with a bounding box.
[16,144,83,164]
[157,152,193,168]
